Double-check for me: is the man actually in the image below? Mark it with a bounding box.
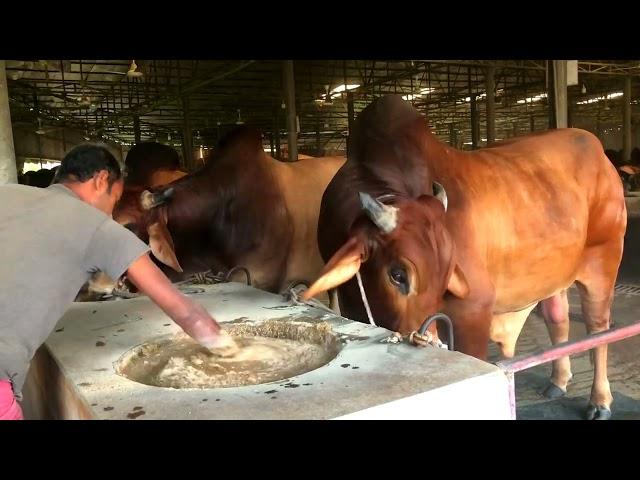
[0,144,225,420]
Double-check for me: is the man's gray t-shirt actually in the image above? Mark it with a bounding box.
[0,183,150,396]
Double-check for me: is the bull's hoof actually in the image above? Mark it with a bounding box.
[585,404,612,420]
[541,382,567,399]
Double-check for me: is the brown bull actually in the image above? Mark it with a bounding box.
[117,126,346,294]
[304,95,626,420]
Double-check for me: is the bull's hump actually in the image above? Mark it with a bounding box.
[353,95,422,139]
[216,126,263,159]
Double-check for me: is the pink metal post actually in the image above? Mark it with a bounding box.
[495,320,640,419]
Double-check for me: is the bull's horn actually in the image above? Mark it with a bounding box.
[140,187,175,210]
[432,181,448,212]
[358,192,398,234]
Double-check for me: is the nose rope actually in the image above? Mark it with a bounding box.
[354,271,453,351]
[355,271,377,327]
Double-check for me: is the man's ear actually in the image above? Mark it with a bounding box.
[93,170,110,193]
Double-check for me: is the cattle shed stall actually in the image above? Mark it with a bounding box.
[2,60,640,420]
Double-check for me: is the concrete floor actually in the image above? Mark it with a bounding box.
[492,206,640,420]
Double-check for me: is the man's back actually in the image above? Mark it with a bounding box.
[0,183,148,395]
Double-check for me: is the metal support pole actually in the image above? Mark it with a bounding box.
[274,108,281,160]
[485,67,496,145]
[568,103,573,128]
[0,60,18,184]
[549,60,568,129]
[470,96,479,149]
[283,60,297,162]
[623,76,632,162]
[347,91,355,135]
[182,96,193,171]
[133,115,141,144]
[316,116,321,156]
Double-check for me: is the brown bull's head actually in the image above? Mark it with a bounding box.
[140,186,184,273]
[303,182,469,334]
[113,186,183,273]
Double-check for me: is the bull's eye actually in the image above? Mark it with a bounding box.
[388,265,409,294]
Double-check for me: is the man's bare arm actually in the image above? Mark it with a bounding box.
[126,254,222,347]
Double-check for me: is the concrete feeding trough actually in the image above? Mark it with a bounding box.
[115,320,342,389]
[22,283,512,420]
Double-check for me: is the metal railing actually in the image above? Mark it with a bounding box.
[495,320,640,419]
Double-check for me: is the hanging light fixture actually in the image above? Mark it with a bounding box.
[127,60,143,78]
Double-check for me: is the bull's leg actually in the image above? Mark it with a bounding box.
[575,240,623,420]
[574,279,615,420]
[540,290,573,398]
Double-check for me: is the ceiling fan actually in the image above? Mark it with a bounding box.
[126,60,144,78]
[34,118,64,136]
[96,60,144,78]
[12,117,63,136]
[314,85,334,107]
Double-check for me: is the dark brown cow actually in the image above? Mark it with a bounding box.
[304,95,626,419]
[124,141,185,186]
[76,143,187,301]
[115,126,346,293]
[113,142,188,231]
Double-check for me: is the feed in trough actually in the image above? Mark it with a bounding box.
[116,319,341,388]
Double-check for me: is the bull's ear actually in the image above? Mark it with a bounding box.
[447,263,469,299]
[147,209,183,273]
[302,236,367,300]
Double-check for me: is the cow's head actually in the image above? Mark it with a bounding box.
[114,163,191,274]
[303,182,469,334]
[113,186,184,273]
[140,187,184,273]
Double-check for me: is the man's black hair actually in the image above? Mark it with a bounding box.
[53,144,123,190]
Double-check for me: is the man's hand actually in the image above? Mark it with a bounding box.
[126,254,221,346]
[170,301,222,348]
